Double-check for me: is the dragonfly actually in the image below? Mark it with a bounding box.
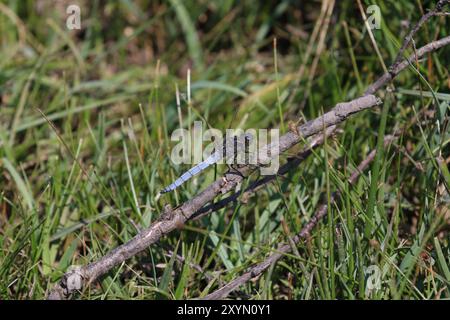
[160,133,253,194]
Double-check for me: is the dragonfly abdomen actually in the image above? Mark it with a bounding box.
[160,153,221,194]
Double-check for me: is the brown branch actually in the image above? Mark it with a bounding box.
[388,0,449,76]
[201,135,397,300]
[365,36,450,95]
[47,37,450,301]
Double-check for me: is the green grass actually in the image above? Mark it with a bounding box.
[0,0,449,299]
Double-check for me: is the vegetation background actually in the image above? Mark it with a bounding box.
[0,0,449,299]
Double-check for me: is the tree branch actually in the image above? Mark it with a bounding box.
[388,0,449,76]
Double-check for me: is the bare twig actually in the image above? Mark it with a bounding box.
[47,25,450,301]
[364,35,450,95]
[388,0,449,76]
[201,136,397,300]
